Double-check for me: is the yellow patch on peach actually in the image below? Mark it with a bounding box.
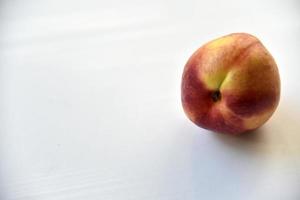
[243,109,275,130]
[218,68,241,91]
[199,49,229,90]
[202,71,227,90]
[206,36,235,50]
[200,35,247,91]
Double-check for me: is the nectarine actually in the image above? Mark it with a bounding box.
[181,33,280,134]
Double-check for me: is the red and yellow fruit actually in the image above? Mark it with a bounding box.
[181,33,280,135]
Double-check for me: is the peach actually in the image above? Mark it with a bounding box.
[181,33,280,135]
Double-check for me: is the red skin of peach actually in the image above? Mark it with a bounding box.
[181,33,280,135]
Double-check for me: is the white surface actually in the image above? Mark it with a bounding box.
[1,0,300,199]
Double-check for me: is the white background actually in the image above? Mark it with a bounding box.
[1,0,300,199]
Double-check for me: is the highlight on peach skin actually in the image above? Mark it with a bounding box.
[181,33,280,135]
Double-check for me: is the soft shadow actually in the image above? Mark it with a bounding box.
[209,127,268,156]
[213,126,266,144]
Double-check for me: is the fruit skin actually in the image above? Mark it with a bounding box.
[181,33,280,135]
